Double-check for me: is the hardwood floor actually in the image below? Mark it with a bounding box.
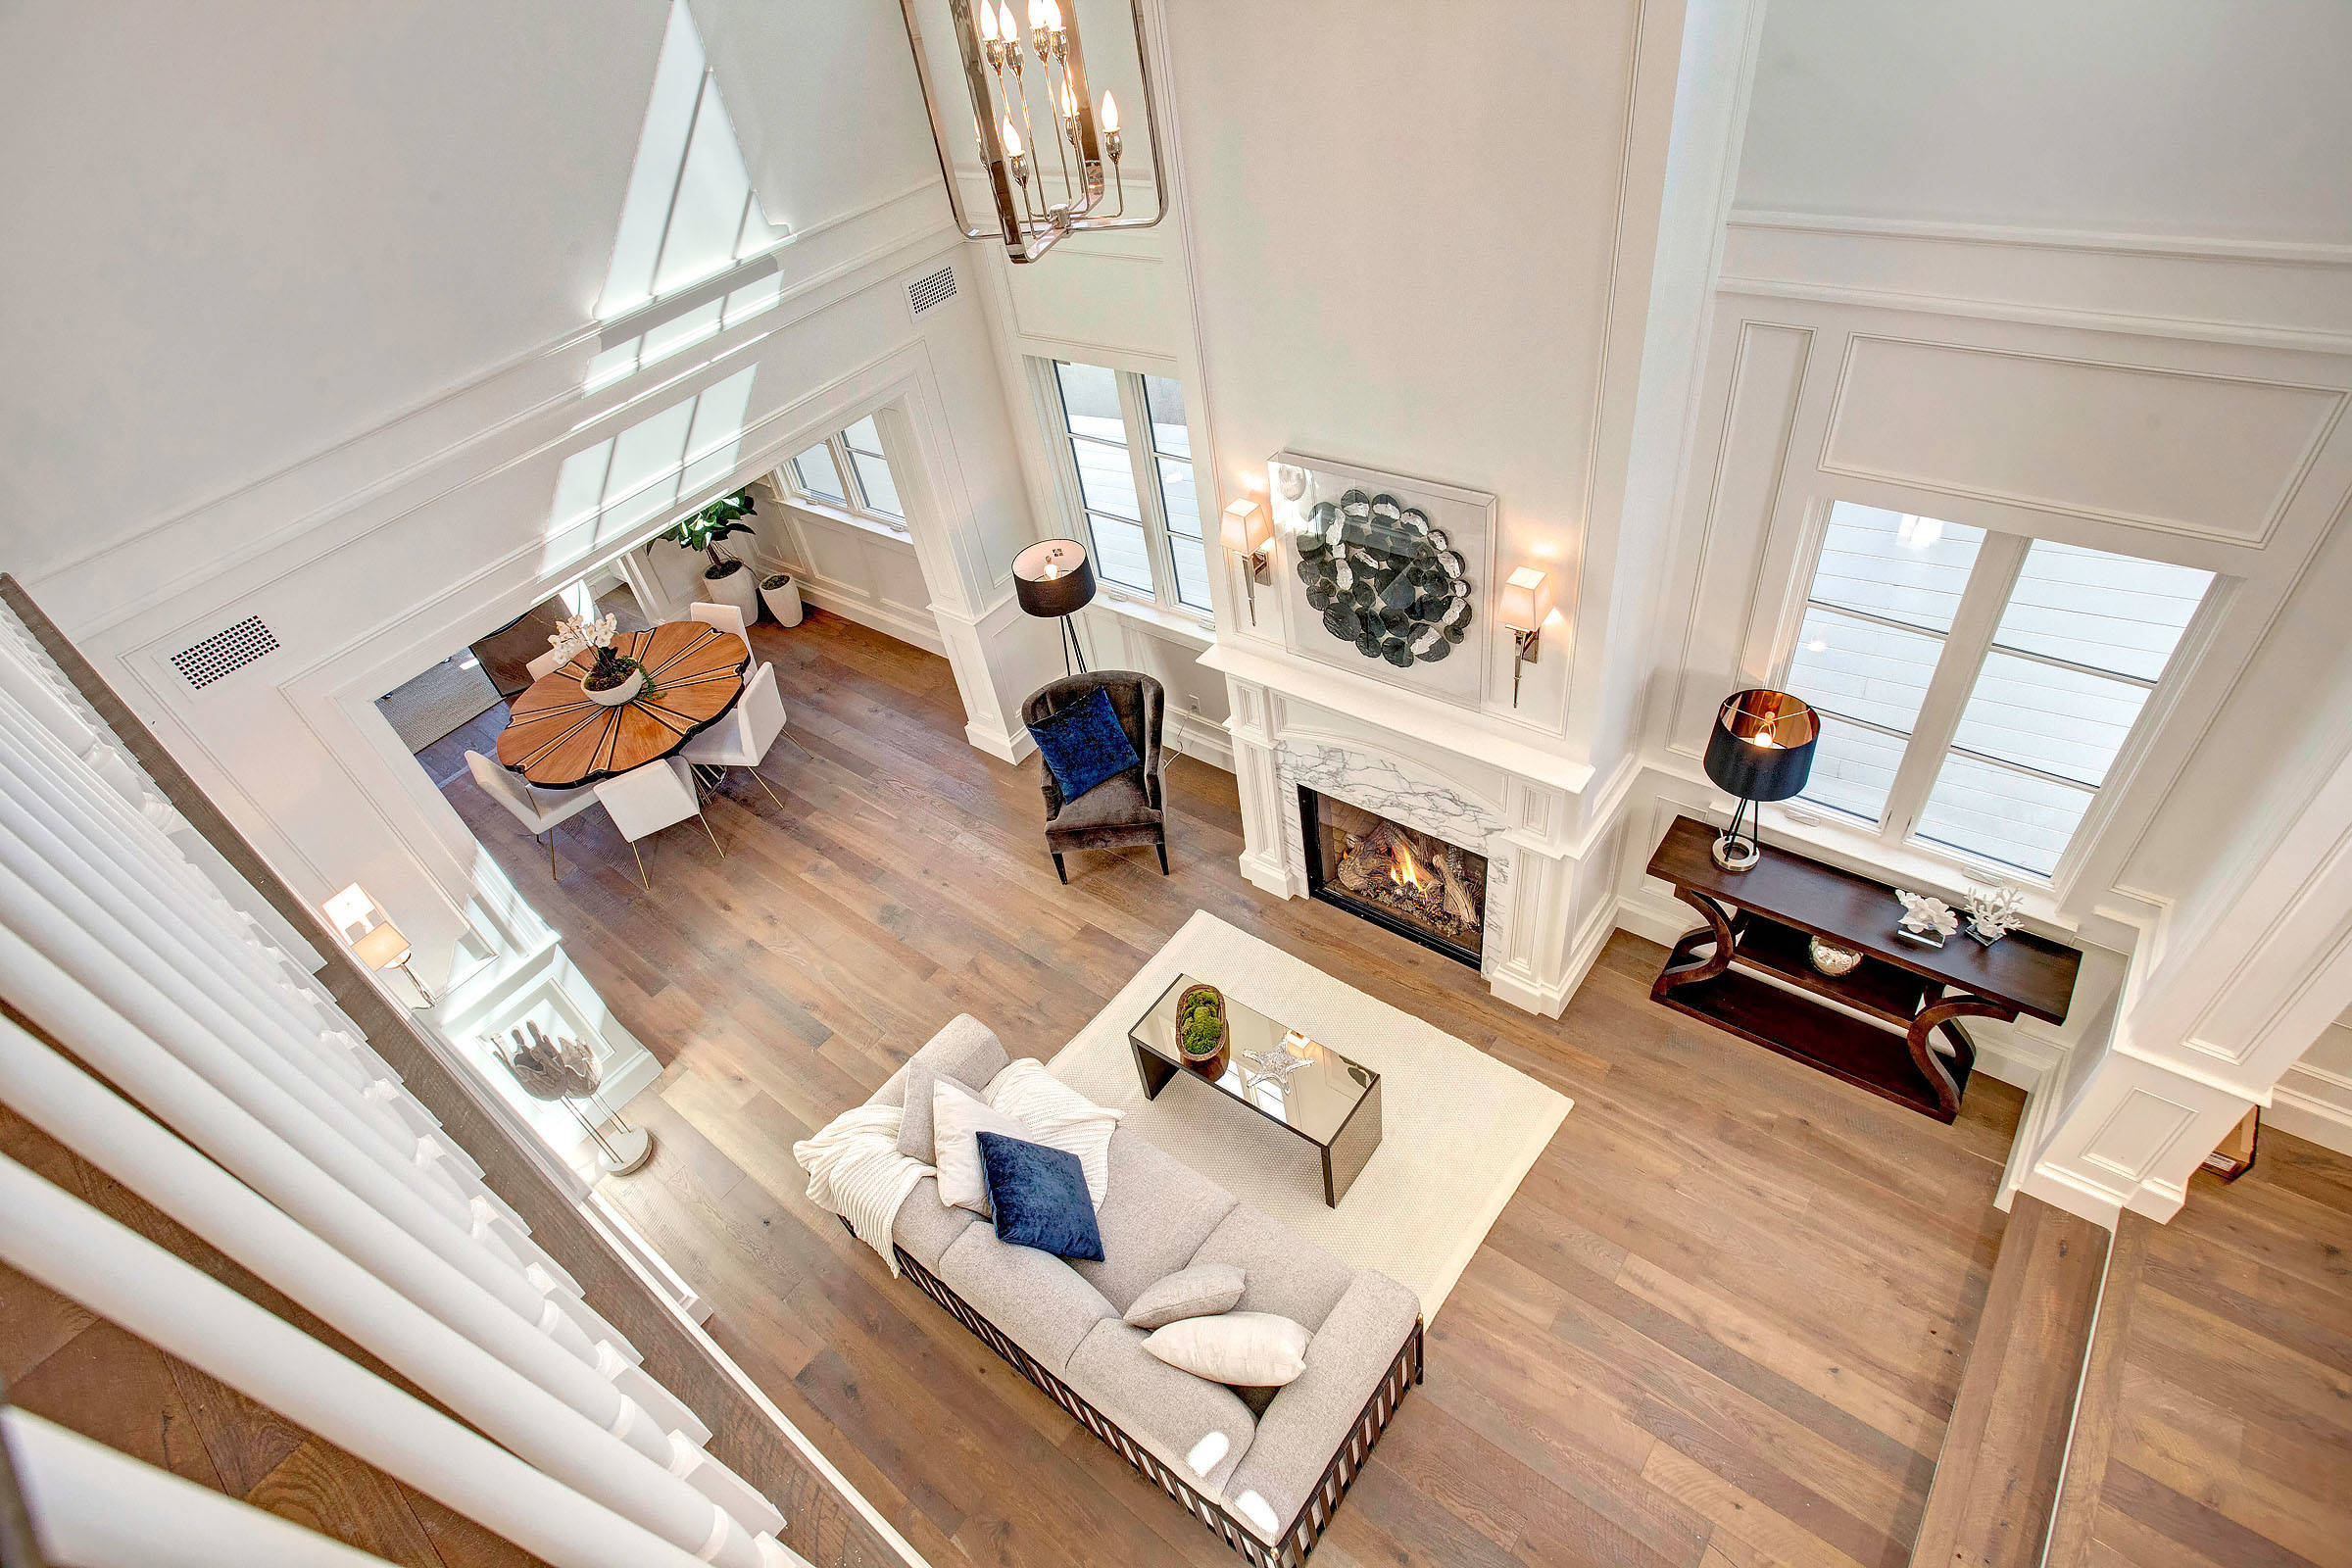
[443,609,2040,1568]
[2048,1137,2352,1568]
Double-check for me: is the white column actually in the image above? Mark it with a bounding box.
[2021,740,2352,1223]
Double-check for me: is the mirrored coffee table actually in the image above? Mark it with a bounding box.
[1127,972,1383,1206]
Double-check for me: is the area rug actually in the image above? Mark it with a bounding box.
[1049,909,1571,1319]
[376,655,502,752]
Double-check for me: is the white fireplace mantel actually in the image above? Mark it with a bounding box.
[1204,640,1626,1017]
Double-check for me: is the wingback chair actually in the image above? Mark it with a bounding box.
[1024,671,1168,883]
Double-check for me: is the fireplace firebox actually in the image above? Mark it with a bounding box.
[1299,788,1487,968]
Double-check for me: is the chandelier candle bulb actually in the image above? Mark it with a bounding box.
[901,0,1163,260]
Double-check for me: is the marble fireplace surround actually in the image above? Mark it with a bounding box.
[1206,641,1617,1017]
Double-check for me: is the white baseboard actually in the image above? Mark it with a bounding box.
[2267,1063,2352,1156]
[1165,708,1235,772]
[789,578,946,655]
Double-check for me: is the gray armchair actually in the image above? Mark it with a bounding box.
[1024,671,1168,883]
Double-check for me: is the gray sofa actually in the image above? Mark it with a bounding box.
[870,1015,1424,1568]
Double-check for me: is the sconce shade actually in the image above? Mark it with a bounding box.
[321,883,376,944]
[1703,689,1818,803]
[1013,538,1098,618]
[1220,497,1272,555]
[349,919,412,973]
[1498,566,1555,632]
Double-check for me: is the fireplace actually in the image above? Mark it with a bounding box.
[1299,788,1487,968]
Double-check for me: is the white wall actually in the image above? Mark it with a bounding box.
[1738,0,2352,244]
[0,0,663,560]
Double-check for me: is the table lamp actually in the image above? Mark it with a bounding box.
[322,883,433,1006]
[1702,689,1818,871]
[1013,538,1097,675]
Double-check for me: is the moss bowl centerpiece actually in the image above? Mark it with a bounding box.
[1175,982,1228,1077]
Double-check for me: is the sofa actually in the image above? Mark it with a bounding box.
[868,1015,1424,1568]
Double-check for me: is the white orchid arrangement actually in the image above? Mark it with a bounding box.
[1893,889,1960,946]
[1965,884,2027,945]
[548,613,641,691]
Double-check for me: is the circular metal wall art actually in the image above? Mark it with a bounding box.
[1295,489,1473,667]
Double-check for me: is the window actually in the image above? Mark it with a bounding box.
[1784,502,2214,880]
[1045,361,1209,616]
[784,416,906,533]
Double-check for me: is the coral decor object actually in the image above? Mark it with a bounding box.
[1965,884,2027,946]
[1893,890,1959,949]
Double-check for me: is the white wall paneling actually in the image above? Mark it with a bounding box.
[1633,174,2352,1223]
[763,494,944,654]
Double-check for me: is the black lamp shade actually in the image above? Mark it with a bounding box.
[1013,538,1097,618]
[1703,689,1818,803]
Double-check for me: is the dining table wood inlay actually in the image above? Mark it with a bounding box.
[495,620,748,789]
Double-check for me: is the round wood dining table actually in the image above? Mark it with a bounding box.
[495,621,749,790]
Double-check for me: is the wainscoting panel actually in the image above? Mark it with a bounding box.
[1821,334,2342,545]
[769,499,943,653]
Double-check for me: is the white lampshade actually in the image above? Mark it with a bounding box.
[321,883,377,944]
[349,919,412,973]
[1499,566,1555,632]
[1220,497,1272,555]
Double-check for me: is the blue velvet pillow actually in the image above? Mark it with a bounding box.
[976,1131,1104,1261]
[1027,687,1140,804]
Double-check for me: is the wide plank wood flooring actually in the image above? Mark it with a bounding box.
[443,609,2037,1568]
[2055,1135,2352,1568]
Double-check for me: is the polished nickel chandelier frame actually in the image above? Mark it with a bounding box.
[898,0,1167,264]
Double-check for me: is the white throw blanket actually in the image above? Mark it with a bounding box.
[791,1102,930,1273]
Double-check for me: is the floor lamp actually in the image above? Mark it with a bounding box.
[1014,538,1096,676]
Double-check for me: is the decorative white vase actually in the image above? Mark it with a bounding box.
[760,575,804,627]
[581,665,643,707]
[701,562,760,620]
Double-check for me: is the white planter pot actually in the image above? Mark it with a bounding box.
[700,563,760,620]
[581,665,644,707]
[760,576,804,627]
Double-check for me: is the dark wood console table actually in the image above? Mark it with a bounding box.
[1643,815,2081,1122]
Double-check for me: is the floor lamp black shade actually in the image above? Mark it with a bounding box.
[1702,688,1818,870]
[1014,538,1097,675]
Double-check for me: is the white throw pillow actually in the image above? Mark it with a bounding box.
[1143,1312,1311,1388]
[984,1058,1123,1205]
[931,1077,1033,1217]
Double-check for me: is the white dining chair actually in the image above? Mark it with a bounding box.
[687,600,754,660]
[681,662,788,809]
[525,645,573,681]
[464,751,600,879]
[593,756,719,888]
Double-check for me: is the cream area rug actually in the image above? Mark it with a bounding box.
[1049,910,1570,1319]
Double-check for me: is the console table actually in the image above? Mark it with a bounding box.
[1643,815,2080,1122]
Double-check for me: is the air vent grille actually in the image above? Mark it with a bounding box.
[171,616,278,690]
[907,266,956,318]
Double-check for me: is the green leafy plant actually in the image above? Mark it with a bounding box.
[760,572,792,591]
[1176,987,1225,1059]
[650,489,758,579]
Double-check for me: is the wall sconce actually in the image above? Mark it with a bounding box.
[1220,498,1274,622]
[1497,566,1556,705]
[322,883,433,1007]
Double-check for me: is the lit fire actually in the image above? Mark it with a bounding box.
[1390,838,1426,891]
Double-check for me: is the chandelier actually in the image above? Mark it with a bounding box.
[899,0,1165,263]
